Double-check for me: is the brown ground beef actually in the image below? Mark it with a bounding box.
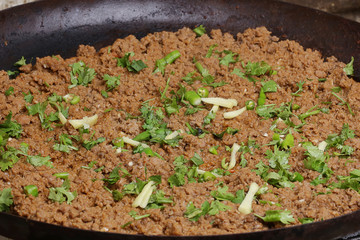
[0,26,359,236]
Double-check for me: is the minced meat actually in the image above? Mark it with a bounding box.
[0,26,359,236]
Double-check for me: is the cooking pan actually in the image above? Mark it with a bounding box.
[0,0,360,239]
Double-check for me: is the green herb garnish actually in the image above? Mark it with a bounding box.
[53,134,79,153]
[23,91,33,103]
[69,61,96,88]
[255,210,295,224]
[103,74,120,91]
[24,185,39,197]
[117,52,147,73]
[193,25,206,36]
[0,188,13,212]
[5,87,14,96]
[343,56,354,76]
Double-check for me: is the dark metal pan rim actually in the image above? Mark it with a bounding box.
[2,209,360,238]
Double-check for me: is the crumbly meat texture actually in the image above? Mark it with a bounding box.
[0,27,359,235]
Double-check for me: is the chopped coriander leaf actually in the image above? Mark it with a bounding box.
[160,80,184,115]
[184,201,206,222]
[343,56,354,76]
[0,188,13,212]
[208,200,231,215]
[27,154,53,168]
[53,134,79,153]
[69,61,96,88]
[82,137,106,150]
[153,50,181,75]
[190,152,204,166]
[147,190,173,209]
[205,44,218,58]
[182,71,200,85]
[47,93,63,102]
[211,186,245,203]
[3,142,53,168]
[101,90,108,98]
[262,80,278,93]
[48,187,77,204]
[48,174,77,204]
[112,190,124,201]
[302,142,333,185]
[138,103,182,146]
[291,81,305,97]
[103,74,120,91]
[245,61,273,76]
[232,61,274,83]
[331,169,360,193]
[318,78,327,82]
[164,96,181,115]
[168,155,191,187]
[26,101,58,131]
[22,91,33,103]
[7,70,19,77]
[231,68,246,79]
[122,178,148,196]
[254,146,303,188]
[0,112,23,138]
[0,145,21,171]
[185,200,231,222]
[14,56,27,67]
[219,50,238,66]
[185,105,204,115]
[193,25,206,36]
[102,166,130,185]
[281,133,294,150]
[5,87,14,96]
[117,52,147,73]
[255,210,295,224]
[325,123,355,157]
[203,106,218,125]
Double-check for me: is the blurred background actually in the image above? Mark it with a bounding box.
[1,0,360,22]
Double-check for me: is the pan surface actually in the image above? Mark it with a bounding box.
[0,0,360,239]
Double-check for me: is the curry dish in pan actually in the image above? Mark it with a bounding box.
[0,26,359,235]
